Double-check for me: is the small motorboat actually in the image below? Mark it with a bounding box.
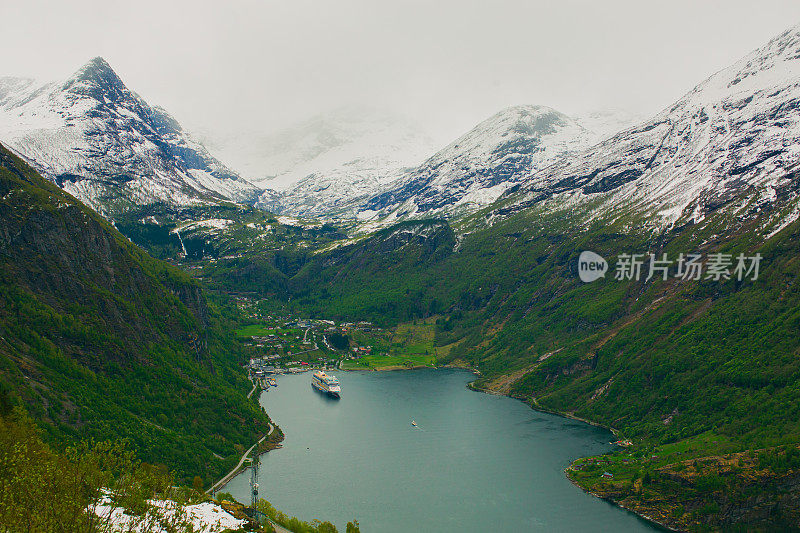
[411,420,418,427]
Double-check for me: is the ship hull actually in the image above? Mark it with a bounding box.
[312,381,340,398]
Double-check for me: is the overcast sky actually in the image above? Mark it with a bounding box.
[3,0,800,144]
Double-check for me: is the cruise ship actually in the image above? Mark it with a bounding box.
[311,370,341,398]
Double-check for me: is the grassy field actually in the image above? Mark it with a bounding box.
[341,352,436,370]
[237,319,440,370]
[235,324,278,337]
[235,323,331,363]
[568,431,741,489]
[235,324,305,337]
[343,319,438,370]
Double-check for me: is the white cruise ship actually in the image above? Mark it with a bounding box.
[311,370,341,398]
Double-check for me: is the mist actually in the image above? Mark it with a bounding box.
[3,0,800,146]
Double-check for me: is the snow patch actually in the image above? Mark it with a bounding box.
[91,496,246,533]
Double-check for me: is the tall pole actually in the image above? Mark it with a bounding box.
[250,454,261,521]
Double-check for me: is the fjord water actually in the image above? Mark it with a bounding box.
[227,369,657,532]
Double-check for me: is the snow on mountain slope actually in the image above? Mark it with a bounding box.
[575,109,646,142]
[201,106,437,216]
[0,57,262,217]
[359,105,602,221]
[503,23,800,234]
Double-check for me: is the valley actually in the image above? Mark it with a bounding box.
[3,15,800,533]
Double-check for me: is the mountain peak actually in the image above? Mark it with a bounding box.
[359,103,596,217]
[503,21,800,232]
[72,56,117,80]
[443,104,581,158]
[62,56,127,100]
[84,56,112,69]
[0,57,261,213]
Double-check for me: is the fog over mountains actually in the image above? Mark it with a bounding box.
[197,105,641,221]
[499,22,800,235]
[0,57,638,223]
[1,22,799,236]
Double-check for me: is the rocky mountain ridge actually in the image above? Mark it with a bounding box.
[0,57,262,219]
[495,23,800,235]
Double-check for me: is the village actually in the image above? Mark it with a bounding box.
[233,296,441,384]
[233,297,383,388]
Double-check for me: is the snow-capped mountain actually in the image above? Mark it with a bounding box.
[0,57,262,217]
[201,106,437,217]
[500,23,800,235]
[358,105,606,221]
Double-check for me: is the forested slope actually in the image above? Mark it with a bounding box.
[0,143,271,483]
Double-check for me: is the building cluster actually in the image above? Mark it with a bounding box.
[246,335,283,349]
[339,321,375,332]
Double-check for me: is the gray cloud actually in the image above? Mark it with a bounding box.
[3,0,800,144]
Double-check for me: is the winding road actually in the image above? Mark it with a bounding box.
[207,433,267,495]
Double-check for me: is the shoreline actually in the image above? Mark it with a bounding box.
[253,363,675,531]
[563,472,678,532]
[339,360,481,373]
[209,382,285,495]
[466,373,678,532]
[208,434,268,495]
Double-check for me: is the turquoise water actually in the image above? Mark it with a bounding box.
[226,369,659,532]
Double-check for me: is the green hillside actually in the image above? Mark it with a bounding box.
[239,203,799,446]
[0,144,271,484]
[190,196,800,529]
